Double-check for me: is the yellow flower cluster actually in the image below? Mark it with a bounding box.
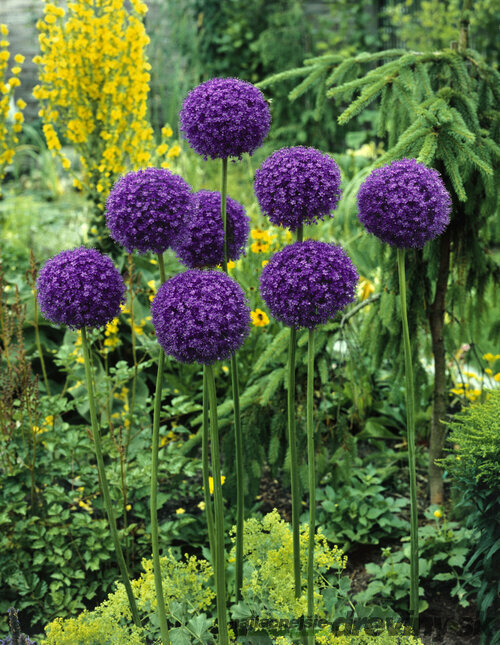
[0,24,25,194]
[33,0,177,209]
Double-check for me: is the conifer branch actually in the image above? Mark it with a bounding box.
[289,66,327,102]
[255,66,311,89]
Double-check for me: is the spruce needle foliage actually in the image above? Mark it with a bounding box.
[258,37,500,393]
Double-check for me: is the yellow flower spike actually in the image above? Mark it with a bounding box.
[251,309,270,327]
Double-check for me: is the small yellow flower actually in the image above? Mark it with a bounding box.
[251,309,270,327]
[126,504,132,511]
[433,509,442,519]
[485,368,493,376]
[208,475,226,495]
[167,144,181,158]
[14,54,25,64]
[175,508,186,515]
[227,260,236,270]
[494,373,500,383]
[358,276,375,301]
[197,501,206,511]
[483,353,495,363]
[251,240,270,253]
[162,125,173,138]
[221,365,229,375]
[261,260,269,268]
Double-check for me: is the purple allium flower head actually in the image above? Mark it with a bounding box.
[179,77,271,160]
[260,241,358,329]
[105,167,192,254]
[37,247,125,330]
[254,146,342,232]
[152,270,251,364]
[356,158,451,248]
[172,190,250,268]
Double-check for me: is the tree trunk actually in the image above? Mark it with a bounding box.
[428,231,451,505]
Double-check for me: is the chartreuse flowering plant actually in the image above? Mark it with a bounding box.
[0,24,25,194]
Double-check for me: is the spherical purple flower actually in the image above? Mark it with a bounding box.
[260,241,358,329]
[37,247,125,330]
[179,77,271,160]
[152,270,251,364]
[172,190,250,268]
[356,158,451,248]
[254,146,342,232]
[105,167,192,254]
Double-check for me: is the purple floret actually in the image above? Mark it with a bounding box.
[37,247,125,330]
[105,167,192,254]
[356,158,451,248]
[172,190,250,269]
[152,270,250,364]
[254,146,342,232]
[260,241,358,329]
[179,77,271,160]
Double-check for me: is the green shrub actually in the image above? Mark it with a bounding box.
[438,390,500,644]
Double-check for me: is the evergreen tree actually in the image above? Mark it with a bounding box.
[258,0,500,504]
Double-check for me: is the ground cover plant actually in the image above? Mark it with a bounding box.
[0,0,499,644]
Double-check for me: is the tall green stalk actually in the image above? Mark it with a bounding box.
[150,253,171,645]
[202,365,216,559]
[80,327,141,628]
[206,364,229,645]
[306,327,315,643]
[220,156,244,602]
[397,248,419,633]
[289,224,304,599]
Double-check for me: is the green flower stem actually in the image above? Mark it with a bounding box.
[306,327,315,642]
[151,252,171,645]
[33,287,51,395]
[206,364,229,645]
[202,365,216,560]
[288,324,301,598]
[81,326,141,628]
[397,248,419,634]
[220,156,244,602]
[221,157,228,273]
[289,223,304,600]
